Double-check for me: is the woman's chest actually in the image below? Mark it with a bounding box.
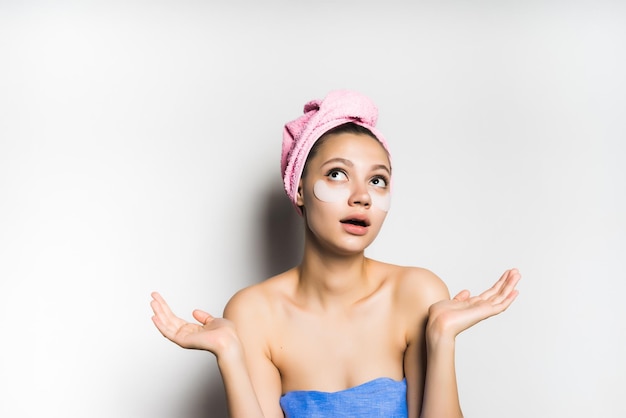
[269,305,408,392]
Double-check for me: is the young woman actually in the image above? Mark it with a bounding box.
[150,90,521,418]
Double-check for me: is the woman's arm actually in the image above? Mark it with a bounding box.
[222,289,284,418]
[150,291,282,418]
[420,324,462,417]
[420,269,521,418]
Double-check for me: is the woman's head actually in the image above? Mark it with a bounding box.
[295,130,391,254]
[281,90,391,215]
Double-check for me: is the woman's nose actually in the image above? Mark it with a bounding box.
[349,184,371,208]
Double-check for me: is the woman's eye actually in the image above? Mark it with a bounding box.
[327,170,347,181]
[370,176,388,188]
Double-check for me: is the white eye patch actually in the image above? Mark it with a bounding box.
[371,192,391,212]
[313,180,391,212]
[313,180,350,203]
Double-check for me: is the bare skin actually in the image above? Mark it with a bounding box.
[151,132,521,418]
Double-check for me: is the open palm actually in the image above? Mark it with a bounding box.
[150,292,238,354]
[428,269,521,338]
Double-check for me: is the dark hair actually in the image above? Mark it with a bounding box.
[301,122,379,178]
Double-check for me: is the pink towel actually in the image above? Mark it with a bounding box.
[281,90,390,215]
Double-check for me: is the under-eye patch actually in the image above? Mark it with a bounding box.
[371,192,391,212]
[313,180,350,203]
[313,180,391,212]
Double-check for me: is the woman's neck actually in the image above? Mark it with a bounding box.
[297,242,373,310]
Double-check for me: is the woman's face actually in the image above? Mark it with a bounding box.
[297,132,392,255]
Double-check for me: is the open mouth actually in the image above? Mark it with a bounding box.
[340,218,370,227]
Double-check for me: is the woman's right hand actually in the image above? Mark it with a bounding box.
[150,292,240,357]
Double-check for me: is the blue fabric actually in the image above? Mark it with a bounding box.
[280,377,407,418]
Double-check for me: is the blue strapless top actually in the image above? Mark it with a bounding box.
[280,377,407,418]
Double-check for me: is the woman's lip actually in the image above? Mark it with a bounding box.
[341,222,369,236]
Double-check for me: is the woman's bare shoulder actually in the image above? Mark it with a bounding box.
[371,260,451,305]
[223,268,296,321]
[400,266,448,295]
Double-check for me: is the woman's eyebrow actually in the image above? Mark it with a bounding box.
[372,164,391,175]
[321,157,353,167]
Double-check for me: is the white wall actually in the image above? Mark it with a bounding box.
[1,1,624,417]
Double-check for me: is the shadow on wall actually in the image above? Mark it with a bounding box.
[180,370,229,418]
[183,185,303,417]
[257,185,304,279]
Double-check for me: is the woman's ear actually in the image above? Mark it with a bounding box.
[296,179,305,207]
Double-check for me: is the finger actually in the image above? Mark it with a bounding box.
[479,269,515,300]
[151,311,175,340]
[151,292,186,324]
[151,302,182,340]
[151,292,175,316]
[150,295,187,333]
[151,314,171,338]
[192,309,214,325]
[478,269,509,299]
[150,296,173,323]
[492,288,520,313]
[453,289,471,302]
[491,271,521,305]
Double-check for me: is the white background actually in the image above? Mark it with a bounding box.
[1,1,624,417]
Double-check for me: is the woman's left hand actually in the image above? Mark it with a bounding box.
[426,268,521,341]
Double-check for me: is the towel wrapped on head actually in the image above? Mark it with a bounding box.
[281,90,391,215]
